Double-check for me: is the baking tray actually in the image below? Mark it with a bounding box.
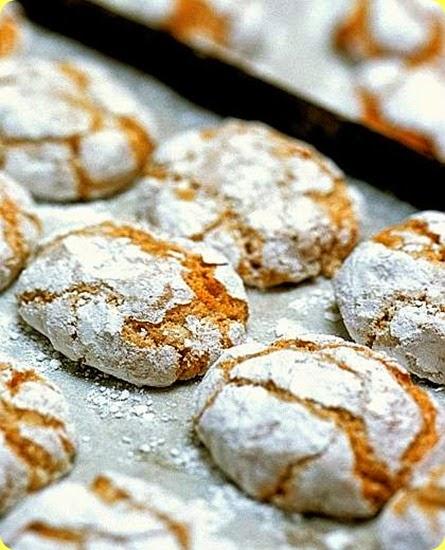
[19,0,445,209]
[0,4,443,549]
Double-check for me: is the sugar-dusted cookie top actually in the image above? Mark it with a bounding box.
[17,221,249,387]
[357,59,445,160]
[195,334,438,518]
[0,58,157,202]
[0,471,234,549]
[0,172,41,292]
[334,211,445,383]
[378,437,445,550]
[129,120,359,289]
[94,0,264,55]
[335,0,445,64]
[0,361,76,514]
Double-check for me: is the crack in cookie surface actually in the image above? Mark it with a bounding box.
[195,336,438,518]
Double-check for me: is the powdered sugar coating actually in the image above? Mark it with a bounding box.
[194,334,438,519]
[378,436,445,550]
[0,471,235,549]
[334,211,445,384]
[0,172,41,292]
[128,120,359,289]
[93,0,264,55]
[0,361,76,515]
[335,0,445,63]
[16,221,249,387]
[0,58,157,202]
[357,59,445,160]
[0,5,22,59]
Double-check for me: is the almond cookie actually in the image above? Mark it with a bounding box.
[0,471,233,549]
[129,120,359,289]
[0,58,156,202]
[357,59,445,160]
[16,221,249,387]
[334,211,445,384]
[0,172,41,292]
[94,0,264,55]
[378,438,445,550]
[0,361,76,515]
[0,4,22,59]
[335,0,445,64]
[194,334,438,519]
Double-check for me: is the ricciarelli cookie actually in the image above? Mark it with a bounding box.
[0,471,234,549]
[16,221,249,387]
[194,334,438,519]
[0,4,22,59]
[334,211,445,384]
[0,361,76,515]
[334,0,445,64]
[379,461,445,550]
[0,58,156,202]
[0,172,41,292]
[357,59,445,160]
[129,120,359,289]
[94,0,264,54]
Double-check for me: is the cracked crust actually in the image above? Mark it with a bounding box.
[194,334,439,519]
[334,211,445,383]
[0,58,157,202]
[128,120,359,289]
[0,173,41,292]
[0,471,234,549]
[356,59,445,161]
[0,5,22,59]
[378,436,445,550]
[334,0,445,64]
[93,0,264,55]
[0,361,76,515]
[16,221,249,387]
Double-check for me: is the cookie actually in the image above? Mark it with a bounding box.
[16,221,249,387]
[0,58,156,202]
[0,4,22,59]
[378,438,445,550]
[0,361,76,515]
[129,120,359,289]
[94,0,264,55]
[0,172,41,292]
[194,334,438,519]
[334,0,445,64]
[357,59,445,160]
[0,471,234,549]
[334,211,445,384]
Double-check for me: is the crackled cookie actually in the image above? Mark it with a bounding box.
[357,59,445,160]
[194,334,438,519]
[129,120,359,289]
[0,172,41,292]
[0,4,22,59]
[378,438,445,550]
[16,222,249,387]
[0,361,76,515]
[94,0,264,55]
[0,58,156,202]
[334,211,445,384]
[0,471,233,549]
[335,0,445,64]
